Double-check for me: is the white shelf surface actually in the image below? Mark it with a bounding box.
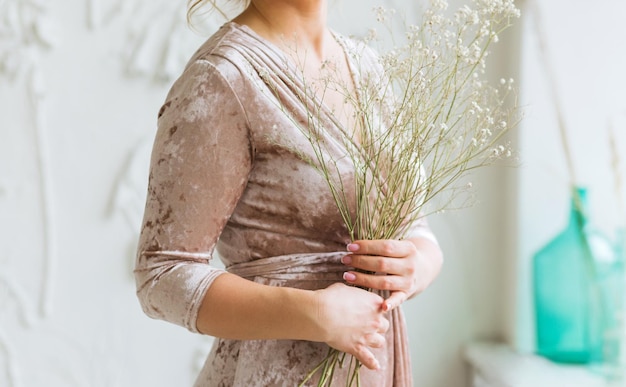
[463,342,616,387]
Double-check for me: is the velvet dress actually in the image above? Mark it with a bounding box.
[134,21,438,387]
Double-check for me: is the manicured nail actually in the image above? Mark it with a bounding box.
[343,272,356,281]
[341,255,352,265]
[347,243,360,252]
[383,301,392,312]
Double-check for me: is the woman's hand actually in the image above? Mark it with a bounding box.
[314,283,389,370]
[340,238,443,312]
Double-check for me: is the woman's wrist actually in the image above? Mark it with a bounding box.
[197,273,327,342]
[280,286,328,342]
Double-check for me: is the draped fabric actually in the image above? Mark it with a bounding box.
[134,21,436,386]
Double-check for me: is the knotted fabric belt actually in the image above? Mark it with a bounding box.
[224,251,412,386]
[225,251,351,283]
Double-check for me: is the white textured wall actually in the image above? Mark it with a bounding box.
[0,1,521,386]
[1,0,217,385]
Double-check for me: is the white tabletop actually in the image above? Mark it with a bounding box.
[463,342,618,387]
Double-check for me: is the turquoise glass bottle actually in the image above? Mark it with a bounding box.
[533,186,616,364]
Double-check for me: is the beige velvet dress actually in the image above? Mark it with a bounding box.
[134,22,438,387]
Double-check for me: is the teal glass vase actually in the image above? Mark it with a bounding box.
[533,186,618,364]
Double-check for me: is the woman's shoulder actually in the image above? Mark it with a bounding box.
[188,22,288,73]
[179,23,250,81]
[172,21,284,98]
[158,23,258,107]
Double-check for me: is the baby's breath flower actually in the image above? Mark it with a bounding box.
[471,101,484,113]
[258,68,269,80]
[364,28,378,43]
[292,1,521,385]
[431,0,449,11]
[373,6,395,22]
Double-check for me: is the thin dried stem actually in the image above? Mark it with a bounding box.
[608,120,626,224]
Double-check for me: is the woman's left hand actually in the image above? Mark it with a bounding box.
[340,238,443,312]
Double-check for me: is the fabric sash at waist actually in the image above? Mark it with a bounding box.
[225,252,350,282]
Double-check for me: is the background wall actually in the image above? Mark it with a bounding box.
[510,0,626,354]
[0,0,566,386]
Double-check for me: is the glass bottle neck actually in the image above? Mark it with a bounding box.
[569,186,589,227]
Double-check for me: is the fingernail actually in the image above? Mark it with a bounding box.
[383,302,392,312]
[347,243,359,252]
[343,272,356,281]
[341,255,352,265]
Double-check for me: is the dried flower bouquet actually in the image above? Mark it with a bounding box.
[264,0,521,385]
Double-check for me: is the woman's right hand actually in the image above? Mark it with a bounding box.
[314,283,389,370]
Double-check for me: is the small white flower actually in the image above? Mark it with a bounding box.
[365,28,378,42]
[431,0,449,11]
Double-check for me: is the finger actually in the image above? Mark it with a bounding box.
[347,239,415,258]
[366,333,386,349]
[343,271,407,292]
[382,291,409,312]
[378,316,390,333]
[342,254,405,275]
[353,346,380,370]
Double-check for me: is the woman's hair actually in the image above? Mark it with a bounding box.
[187,0,249,22]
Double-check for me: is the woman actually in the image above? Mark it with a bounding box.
[134,0,444,385]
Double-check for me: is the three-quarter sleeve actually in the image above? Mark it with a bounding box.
[134,60,252,333]
[403,216,439,246]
